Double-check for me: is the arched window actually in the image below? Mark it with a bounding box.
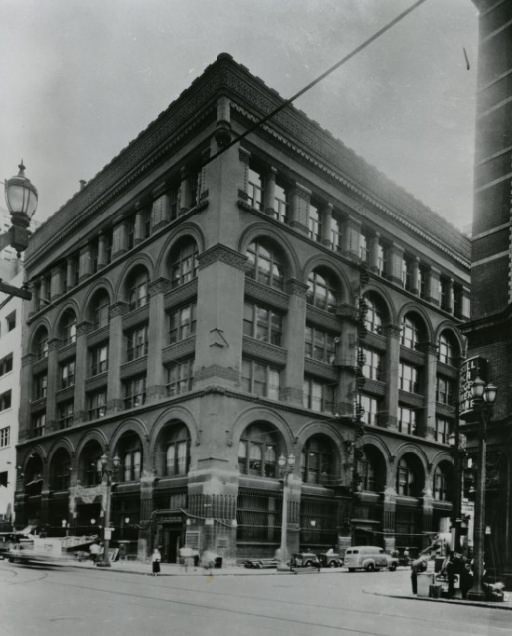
[238,422,281,478]
[127,268,149,310]
[50,449,71,491]
[90,291,110,329]
[169,240,198,288]
[60,310,77,345]
[400,314,422,350]
[363,294,384,335]
[164,425,191,476]
[438,332,457,366]
[307,269,337,313]
[396,455,423,497]
[80,442,103,487]
[33,327,49,360]
[301,435,335,485]
[116,433,143,482]
[246,240,284,289]
[358,446,386,492]
[433,465,449,501]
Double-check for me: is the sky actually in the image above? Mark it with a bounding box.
[0,0,478,231]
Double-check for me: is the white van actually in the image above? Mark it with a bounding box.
[344,545,398,572]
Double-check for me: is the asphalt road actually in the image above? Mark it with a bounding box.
[1,561,510,636]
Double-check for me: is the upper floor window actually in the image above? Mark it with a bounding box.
[166,358,194,397]
[165,427,191,476]
[32,413,46,438]
[60,311,77,345]
[128,269,149,310]
[170,240,198,288]
[243,302,283,346]
[121,446,142,482]
[433,466,449,501]
[274,182,288,223]
[33,373,48,400]
[305,325,336,363]
[396,458,416,496]
[33,329,49,360]
[238,424,279,478]
[6,311,16,332]
[242,358,280,400]
[246,240,284,290]
[126,215,136,250]
[377,243,387,277]
[360,394,380,426]
[87,389,107,420]
[360,232,368,263]
[362,348,383,382]
[169,304,196,344]
[303,377,335,413]
[58,401,74,429]
[397,406,417,436]
[0,354,13,377]
[400,315,422,350]
[435,417,451,445]
[438,332,457,366]
[436,376,455,405]
[59,360,75,389]
[308,204,321,241]
[301,436,335,485]
[0,426,9,448]
[248,167,263,210]
[307,269,337,313]
[399,362,420,393]
[330,216,342,252]
[123,374,146,410]
[363,295,383,335]
[126,324,148,361]
[440,277,453,312]
[91,292,110,330]
[90,343,108,376]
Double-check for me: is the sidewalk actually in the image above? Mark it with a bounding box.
[369,587,512,611]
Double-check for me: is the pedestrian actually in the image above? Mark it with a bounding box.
[151,547,162,576]
[441,551,458,598]
[410,557,426,595]
[460,561,473,599]
[89,539,101,565]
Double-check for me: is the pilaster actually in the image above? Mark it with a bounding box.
[146,279,170,402]
[73,321,92,424]
[107,302,128,412]
[289,183,311,236]
[426,266,441,306]
[283,279,307,406]
[342,215,361,260]
[389,243,405,287]
[263,166,277,216]
[79,244,92,281]
[320,202,334,246]
[112,220,128,258]
[383,324,400,429]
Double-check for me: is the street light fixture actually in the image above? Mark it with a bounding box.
[3,161,38,253]
[277,453,295,571]
[467,377,497,601]
[448,429,466,552]
[96,452,120,568]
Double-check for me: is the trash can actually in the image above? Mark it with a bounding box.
[429,584,442,599]
[214,557,222,569]
[417,572,435,597]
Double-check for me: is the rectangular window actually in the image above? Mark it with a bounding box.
[308,204,321,241]
[126,215,136,250]
[166,358,194,396]
[6,311,16,332]
[399,362,420,393]
[32,413,46,437]
[247,168,263,210]
[0,390,11,412]
[359,232,368,262]
[33,373,48,400]
[361,348,383,381]
[330,216,342,252]
[242,358,280,400]
[435,417,451,444]
[274,183,288,223]
[87,390,107,420]
[243,302,283,346]
[169,304,196,343]
[0,426,10,447]
[0,354,12,377]
[398,406,417,435]
[58,401,74,429]
[303,377,335,413]
[90,343,108,376]
[60,360,76,389]
[360,395,379,426]
[123,374,146,409]
[305,325,336,363]
[377,243,386,277]
[126,324,148,361]
[436,377,454,405]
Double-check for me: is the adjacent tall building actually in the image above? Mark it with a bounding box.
[15,54,470,562]
[464,0,512,581]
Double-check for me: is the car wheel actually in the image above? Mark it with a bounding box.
[389,563,397,571]
[348,568,355,572]
[304,560,313,567]
[365,563,375,572]
[328,561,336,568]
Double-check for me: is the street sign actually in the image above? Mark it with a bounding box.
[459,356,488,419]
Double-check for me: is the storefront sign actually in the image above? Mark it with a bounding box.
[459,356,488,419]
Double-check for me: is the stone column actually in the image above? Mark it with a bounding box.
[320,202,334,247]
[146,278,169,402]
[134,203,146,244]
[107,302,128,412]
[289,183,310,236]
[368,231,381,274]
[66,258,75,290]
[138,473,155,560]
[112,221,128,258]
[73,321,92,424]
[410,256,420,295]
[388,243,405,287]
[445,278,454,313]
[383,324,400,429]
[97,232,108,269]
[422,475,434,549]
[282,279,307,406]
[79,244,92,282]
[263,166,277,216]
[179,166,194,212]
[421,343,438,440]
[342,215,362,260]
[335,306,358,417]
[46,338,60,429]
[382,486,397,553]
[426,266,441,306]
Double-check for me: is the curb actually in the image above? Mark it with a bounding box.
[368,590,512,611]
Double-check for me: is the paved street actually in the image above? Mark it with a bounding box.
[1,562,511,636]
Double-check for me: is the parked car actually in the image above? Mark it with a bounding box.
[290,552,320,568]
[242,558,279,569]
[344,545,398,572]
[318,552,344,568]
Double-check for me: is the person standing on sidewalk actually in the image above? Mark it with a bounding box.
[151,547,162,576]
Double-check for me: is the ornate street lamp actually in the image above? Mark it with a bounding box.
[4,161,38,254]
[277,453,295,571]
[96,452,120,568]
[467,377,497,600]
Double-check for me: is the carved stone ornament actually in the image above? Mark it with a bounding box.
[285,278,308,297]
[198,244,247,271]
[109,301,129,318]
[148,277,170,297]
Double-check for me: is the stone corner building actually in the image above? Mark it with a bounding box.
[16,53,469,563]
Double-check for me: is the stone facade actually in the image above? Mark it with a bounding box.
[16,54,469,564]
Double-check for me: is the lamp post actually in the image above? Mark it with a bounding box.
[277,453,295,570]
[96,452,120,568]
[448,429,466,553]
[467,377,497,601]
